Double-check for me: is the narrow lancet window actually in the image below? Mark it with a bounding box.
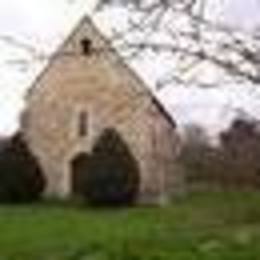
[78,111,88,137]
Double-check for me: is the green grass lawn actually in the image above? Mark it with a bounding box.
[0,192,260,259]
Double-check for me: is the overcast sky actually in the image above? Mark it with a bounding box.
[0,0,260,137]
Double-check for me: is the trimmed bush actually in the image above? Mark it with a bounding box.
[0,133,45,203]
[81,128,140,206]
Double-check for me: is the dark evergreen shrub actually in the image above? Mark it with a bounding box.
[83,128,140,206]
[0,133,45,203]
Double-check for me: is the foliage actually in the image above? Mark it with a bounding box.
[217,118,260,188]
[179,118,260,190]
[77,128,140,206]
[0,133,45,203]
[178,124,215,184]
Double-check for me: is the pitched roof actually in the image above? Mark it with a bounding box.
[26,14,176,129]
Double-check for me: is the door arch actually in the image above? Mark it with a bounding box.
[71,152,90,197]
[70,128,141,205]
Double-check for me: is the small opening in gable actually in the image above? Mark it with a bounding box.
[78,111,88,137]
[81,38,92,55]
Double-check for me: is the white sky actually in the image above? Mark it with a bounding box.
[0,0,260,137]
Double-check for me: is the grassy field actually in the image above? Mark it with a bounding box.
[0,193,260,259]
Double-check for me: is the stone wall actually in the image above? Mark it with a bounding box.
[21,16,181,204]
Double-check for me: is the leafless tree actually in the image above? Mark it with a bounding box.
[179,117,260,190]
[91,0,260,88]
[2,0,260,89]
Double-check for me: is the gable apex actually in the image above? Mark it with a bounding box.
[25,14,176,129]
[26,15,149,98]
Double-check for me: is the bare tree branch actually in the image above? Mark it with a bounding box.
[3,0,260,88]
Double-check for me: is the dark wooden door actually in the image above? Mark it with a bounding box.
[71,153,90,197]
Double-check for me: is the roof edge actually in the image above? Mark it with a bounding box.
[25,14,177,129]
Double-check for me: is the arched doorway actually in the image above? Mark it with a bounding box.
[70,129,141,206]
[71,152,90,198]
